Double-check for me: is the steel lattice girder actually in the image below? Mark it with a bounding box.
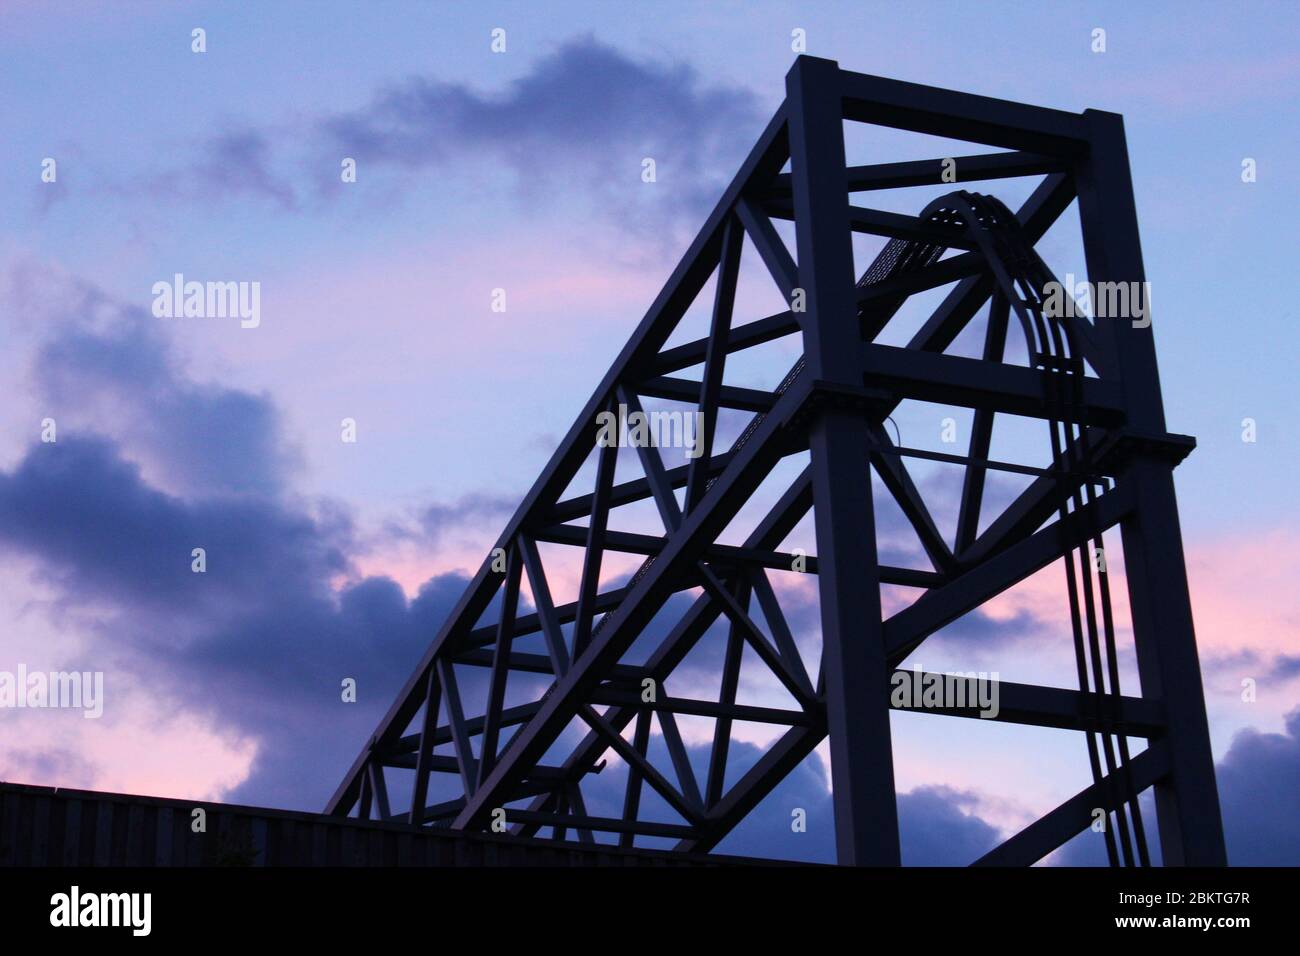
[326,57,1226,867]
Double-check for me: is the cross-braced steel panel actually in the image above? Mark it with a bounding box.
[326,57,1226,867]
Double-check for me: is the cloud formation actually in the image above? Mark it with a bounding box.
[51,37,762,246]
[0,428,473,809]
[0,263,482,808]
[1217,707,1300,865]
[8,263,294,498]
[1055,705,1300,866]
[323,37,761,230]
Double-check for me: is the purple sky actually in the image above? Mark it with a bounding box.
[0,1,1296,865]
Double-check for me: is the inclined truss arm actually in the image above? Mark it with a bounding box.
[327,57,1221,872]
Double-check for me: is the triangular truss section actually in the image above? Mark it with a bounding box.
[327,57,1226,867]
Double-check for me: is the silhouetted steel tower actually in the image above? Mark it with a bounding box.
[328,57,1226,866]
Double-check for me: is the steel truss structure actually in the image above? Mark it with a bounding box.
[328,57,1226,866]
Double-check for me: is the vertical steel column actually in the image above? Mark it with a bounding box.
[786,56,901,866]
[1075,109,1227,866]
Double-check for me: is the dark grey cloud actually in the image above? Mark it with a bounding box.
[185,129,297,208]
[18,272,294,498]
[0,266,494,809]
[61,38,762,240]
[1056,705,1300,866]
[0,436,342,615]
[898,785,1004,864]
[144,128,298,209]
[323,36,760,227]
[1271,656,1300,682]
[1216,707,1300,865]
[1204,648,1300,687]
[49,126,300,214]
[0,433,469,809]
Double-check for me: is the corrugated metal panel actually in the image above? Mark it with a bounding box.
[0,782,765,867]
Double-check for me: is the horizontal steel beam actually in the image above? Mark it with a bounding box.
[890,671,1165,736]
[861,343,1126,425]
[589,687,814,727]
[453,647,645,681]
[879,444,1050,479]
[837,66,1090,155]
[766,200,980,250]
[534,523,944,587]
[768,150,1065,194]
